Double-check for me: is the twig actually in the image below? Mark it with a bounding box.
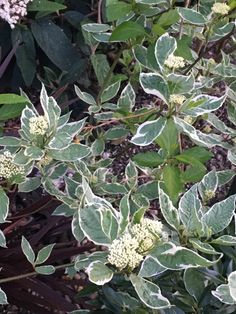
[0,40,20,79]
[97,0,103,24]
[83,108,158,131]
[0,262,74,284]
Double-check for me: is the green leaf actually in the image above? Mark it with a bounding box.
[0,230,7,248]
[189,238,220,255]
[178,185,203,235]
[174,116,227,149]
[0,136,21,147]
[0,188,9,223]
[18,177,41,193]
[52,204,74,217]
[211,235,236,246]
[0,103,27,121]
[155,33,176,69]
[101,81,121,103]
[106,1,132,21]
[82,23,111,33]
[40,85,61,131]
[178,8,207,25]
[156,118,179,156]
[125,160,138,188]
[0,94,28,104]
[198,170,218,201]
[21,236,35,265]
[162,165,183,204]
[35,265,55,275]
[178,147,213,163]
[35,244,55,265]
[136,181,159,200]
[48,144,90,161]
[91,54,110,86]
[104,127,129,140]
[227,103,236,126]
[150,242,219,270]
[184,269,206,302]
[167,73,195,94]
[139,73,169,104]
[11,27,36,86]
[87,261,113,285]
[131,117,166,146]
[75,86,96,105]
[212,284,236,305]
[228,149,236,165]
[183,94,226,117]
[102,183,127,195]
[119,194,130,234]
[91,138,105,156]
[117,83,136,112]
[28,0,66,11]
[139,256,166,278]
[133,151,164,168]
[130,274,171,309]
[79,204,117,245]
[176,35,194,61]
[182,165,204,185]
[24,146,44,160]
[75,252,108,272]
[0,288,8,305]
[31,19,82,72]
[210,22,235,42]
[133,45,150,69]
[72,212,84,242]
[102,286,140,311]
[110,21,146,41]
[201,195,236,235]
[228,271,236,301]
[158,185,180,230]
[217,170,235,186]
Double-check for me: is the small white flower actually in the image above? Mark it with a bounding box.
[0,151,24,180]
[212,3,230,15]
[169,94,186,106]
[164,54,185,69]
[0,0,33,29]
[29,116,49,136]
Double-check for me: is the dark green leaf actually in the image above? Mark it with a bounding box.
[133,151,164,168]
[162,165,183,204]
[110,21,146,41]
[31,19,81,71]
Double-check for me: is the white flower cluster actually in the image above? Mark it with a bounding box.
[0,0,33,29]
[107,233,143,271]
[29,116,48,136]
[108,218,164,271]
[164,54,185,69]
[0,151,24,180]
[130,218,163,254]
[169,94,186,106]
[212,3,230,15]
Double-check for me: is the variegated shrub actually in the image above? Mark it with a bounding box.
[0,0,236,313]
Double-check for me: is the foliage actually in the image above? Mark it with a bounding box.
[0,0,236,313]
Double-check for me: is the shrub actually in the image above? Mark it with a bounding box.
[0,0,236,313]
